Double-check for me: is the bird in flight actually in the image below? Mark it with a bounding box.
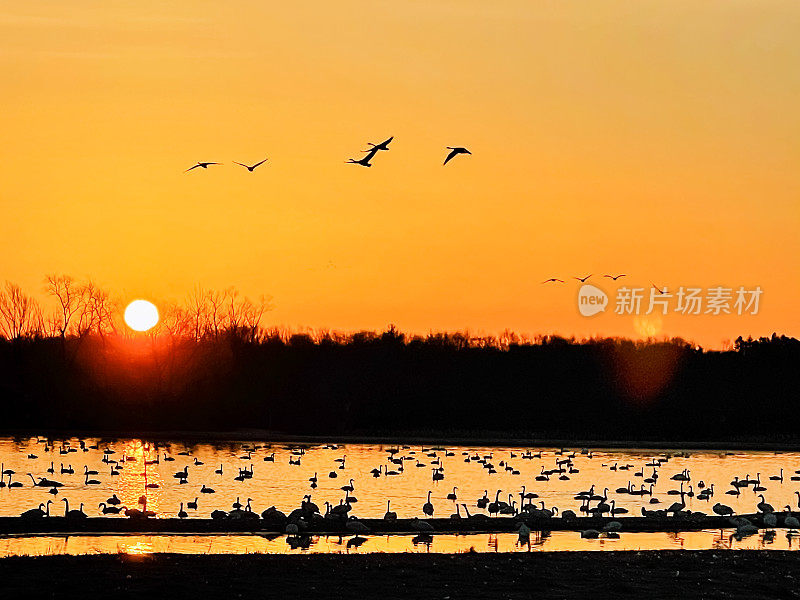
[233,159,268,172]
[185,162,221,172]
[541,278,565,284]
[348,146,380,167]
[573,275,593,283]
[366,136,393,152]
[652,283,667,294]
[603,274,627,281]
[443,147,471,165]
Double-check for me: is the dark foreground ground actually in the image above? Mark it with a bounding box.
[3,551,798,599]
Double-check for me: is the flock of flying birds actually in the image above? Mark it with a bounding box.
[542,274,627,284]
[186,139,672,293]
[542,274,669,294]
[185,137,471,172]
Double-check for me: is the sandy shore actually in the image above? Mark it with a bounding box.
[1,551,797,599]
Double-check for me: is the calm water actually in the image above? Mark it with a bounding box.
[0,437,798,555]
[1,529,799,557]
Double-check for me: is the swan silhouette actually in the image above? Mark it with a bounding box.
[366,136,393,151]
[233,159,268,172]
[443,146,471,165]
[347,147,380,167]
[185,162,221,172]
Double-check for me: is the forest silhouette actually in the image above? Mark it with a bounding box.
[0,277,797,441]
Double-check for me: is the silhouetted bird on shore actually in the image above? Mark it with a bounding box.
[366,137,393,152]
[185,162,221,172]
[542,278,565,284]
[574,275,593,283]
[443,147,471,165]
[604,274,627,281]
[233,159,268,172]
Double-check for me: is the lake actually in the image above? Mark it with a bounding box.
[0,436,797,555]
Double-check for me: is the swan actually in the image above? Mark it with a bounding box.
[200,484,215,494]
[20,502,48,519]
[185,162,221,171]
[84,473,101,485]
[187,497,198,510]
[610,500,628,515]
[383,500,397,521]
[446,487,458,500]
[62,498,87,519]
[488,490,502,516]
[422,491,434,517]
[769,469,784,482]
[712,503,733,517]
[345,516,370,534]
[233,159,268,172]
[178,503,188,519]
[757,494,774,514]
[98,502,122,515]
[499,500,516,516]
[443,147,471,165]
[666,498,686,514]
[580,529,600,539]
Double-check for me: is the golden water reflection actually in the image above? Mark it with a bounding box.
[0,529,798,557]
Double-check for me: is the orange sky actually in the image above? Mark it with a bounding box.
[1,1,798,348]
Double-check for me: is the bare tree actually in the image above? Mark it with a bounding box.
[45,274,82,339]
[186,285,210,341]
[80,281,117,337]
[0,282,43,339]
[160,302,193,338]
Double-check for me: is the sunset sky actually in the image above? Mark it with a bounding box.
[1,1,798,348]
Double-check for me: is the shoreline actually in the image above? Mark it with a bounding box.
[0,513,770,535]
[4,428,800,451]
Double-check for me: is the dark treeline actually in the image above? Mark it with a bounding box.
[0,325,797,442]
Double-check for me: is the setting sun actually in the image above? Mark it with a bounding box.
[124,300,159,332]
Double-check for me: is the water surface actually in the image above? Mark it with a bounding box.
[0,437,797,555]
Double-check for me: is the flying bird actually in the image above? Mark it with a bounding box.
[233,159,268,172]
[347,146,380,167]
[443,147,471,165]
[185,162,221,172]
[573,275,593,283]
[603,274,627,280]
[541,278,565,284]
[366,136,393,152]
